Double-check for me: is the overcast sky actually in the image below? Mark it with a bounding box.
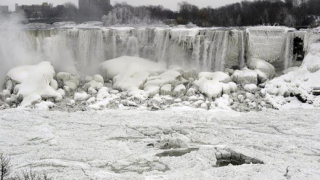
[1,0,245,11]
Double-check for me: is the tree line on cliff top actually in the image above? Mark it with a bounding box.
[41,0,320,27]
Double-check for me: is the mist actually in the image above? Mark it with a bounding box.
[0,13,42,89]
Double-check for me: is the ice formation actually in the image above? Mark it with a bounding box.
[5,62,61,107]
[1,23,320,111]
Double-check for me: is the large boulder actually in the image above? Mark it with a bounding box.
[232,67,258,85]
[7,62,61,107]
[247,58,276,79]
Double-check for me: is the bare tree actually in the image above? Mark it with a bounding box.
[0,153,11,180]
[12,170,52,180]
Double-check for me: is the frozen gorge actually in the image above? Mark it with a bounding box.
[2,20,320,179]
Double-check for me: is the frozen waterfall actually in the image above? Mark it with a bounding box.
[1,25,312,78]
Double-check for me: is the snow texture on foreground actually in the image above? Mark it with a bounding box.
[1,108,320,180]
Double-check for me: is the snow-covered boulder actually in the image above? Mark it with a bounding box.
[228,82,237,92]
[83,80,104,91]
[88,94,119,110]
[232,67,258,85]
[194,78,223,99]
[145,85,160,97]
[84,76,93,83]
[173,84,186,97]
[35,101,55,110]
[74,92,89,101]
[186,88,197,96]
[100,56,166,95]
[97,87,110,100]
[198,72,231,83]
[248,58,276,79]
[88,87,98,95]
[87,97,96,104]
[144,70,182,92]
[56,72,79,91]
[65,81,77,91]
[160,84,172,96]
[50,79,58,90]
[244,84,258,93]
[93,74,104,83]
[57,89,66,97]
[222,83,231,95]
[302,43,320,73]
[1,90,11,101]
[214,95,232,110]
[7,62,61,107]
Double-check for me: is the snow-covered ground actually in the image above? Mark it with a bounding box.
[1,108,320,180]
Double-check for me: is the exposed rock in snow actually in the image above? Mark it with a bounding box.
[148,94,164,110]
[121,100,138,107]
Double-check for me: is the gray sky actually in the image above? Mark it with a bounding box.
[1,0,244,11]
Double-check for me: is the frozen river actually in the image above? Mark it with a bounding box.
[1,108,320,179]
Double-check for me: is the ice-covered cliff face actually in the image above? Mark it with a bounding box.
[18,27,246,75]
[1,24,316,78]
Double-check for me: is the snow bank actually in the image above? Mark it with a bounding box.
[7,62,61,107]
[264,43,320,106]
